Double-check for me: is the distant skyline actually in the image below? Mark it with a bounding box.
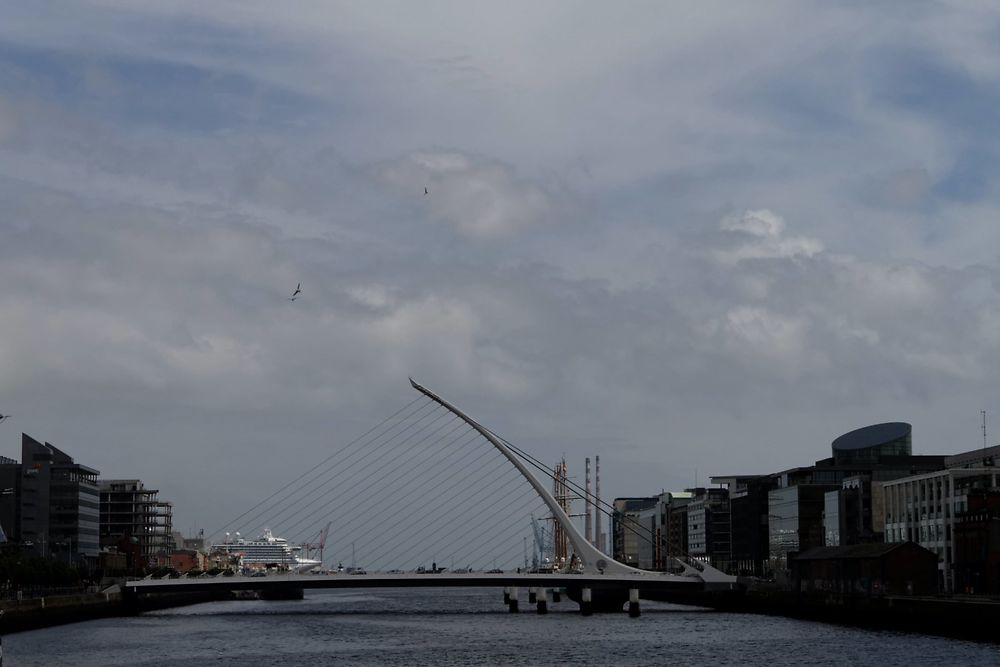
[3,2,1000,539]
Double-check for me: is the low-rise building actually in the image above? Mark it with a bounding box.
[791,542,938,596]
[953,490,1000,595]
[169,548,206,573]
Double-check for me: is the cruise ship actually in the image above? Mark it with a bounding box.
[210,529,321,572]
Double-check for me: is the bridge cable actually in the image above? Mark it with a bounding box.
[208,395,429,539]
[280,422,479,543]
[353,455,520,570]
[264,410,463,538]
[303,428,486,548]
[352,444,518,570]
[230,400,448,537]
[368,466,525,570]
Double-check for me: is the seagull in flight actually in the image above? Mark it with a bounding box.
[424,187,428,195]
[288,283,301,301]
[0,414,10,424]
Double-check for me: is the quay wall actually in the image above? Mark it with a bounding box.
[716,588,1000,643]
[0,590,230,634]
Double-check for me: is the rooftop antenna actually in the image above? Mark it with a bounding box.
[983,410,988,451]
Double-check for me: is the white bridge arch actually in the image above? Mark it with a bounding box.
[409,379,735,585]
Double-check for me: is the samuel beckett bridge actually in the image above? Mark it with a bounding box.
[126,379,738,616]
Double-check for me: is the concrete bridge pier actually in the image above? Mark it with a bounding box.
[503,587,510,605]
[628,588,640,618]
[528,587,537,604]
[552,589,561,603]
[121,586,140,616]
[536,588,548,615]
[580,587,593,616]
[508,587,519,613]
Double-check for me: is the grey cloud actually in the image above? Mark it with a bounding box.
[5,3,1000,535]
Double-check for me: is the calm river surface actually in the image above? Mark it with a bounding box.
[7,588,999,666]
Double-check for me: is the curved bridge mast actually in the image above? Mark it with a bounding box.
[409,378,736,585]
[410,378,642,576]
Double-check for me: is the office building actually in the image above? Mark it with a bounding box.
[687,487,731,567]
[18,434,100,564]
[883,464,999,592]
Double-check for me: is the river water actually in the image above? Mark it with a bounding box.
[6,588,999,665]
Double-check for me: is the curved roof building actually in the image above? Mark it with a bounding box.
[831,422,911,465]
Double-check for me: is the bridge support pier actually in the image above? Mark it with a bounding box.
[552,589,561,603]
[508,587,519,613]
[536,588,548,615]
[628,588,640,618]
[528,587,536,604]
[580,587,593,616]
[121,586,140,616]
[503,587,510,605]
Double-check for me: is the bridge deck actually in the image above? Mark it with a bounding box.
[127,571,714,595]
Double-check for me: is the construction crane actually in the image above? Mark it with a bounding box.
[531,514,554,571]
[303,522,332,564]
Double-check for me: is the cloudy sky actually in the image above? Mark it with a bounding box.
[3,2,1000,548]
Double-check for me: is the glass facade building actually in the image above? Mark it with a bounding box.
[831,422,911,466]
[768,484,837,569]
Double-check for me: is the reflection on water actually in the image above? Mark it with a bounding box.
[7,588,999,666]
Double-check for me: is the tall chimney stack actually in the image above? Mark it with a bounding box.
[595,455,602,553]
[585,457,593,544]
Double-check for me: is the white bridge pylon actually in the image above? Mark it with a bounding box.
[409,379,735,584]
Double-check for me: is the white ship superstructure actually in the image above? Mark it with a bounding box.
[210,529,321,572]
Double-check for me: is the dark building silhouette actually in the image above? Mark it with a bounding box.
[715,422,946,576]
[792,542,939,596]
[16,434,100,564]
[687,487,731,568]
[953,490,1000,595]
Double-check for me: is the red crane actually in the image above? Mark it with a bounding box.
[303,522,332,564]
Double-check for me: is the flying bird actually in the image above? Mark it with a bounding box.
[0,414,9,424]
[288,283,301,301]
[424,187,428,195]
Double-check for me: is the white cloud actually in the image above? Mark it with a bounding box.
[715,209,824,265]
[375,151,559,239]
[703,305,820,379]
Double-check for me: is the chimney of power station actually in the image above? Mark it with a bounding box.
[595,455,602,553]
[585,457,593,544]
